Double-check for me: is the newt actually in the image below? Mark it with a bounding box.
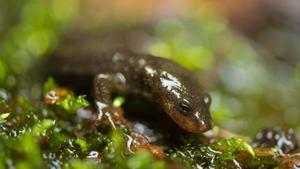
[49,49,213,133]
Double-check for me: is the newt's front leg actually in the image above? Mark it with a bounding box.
[93,73,128,129]
[93,73,164,156]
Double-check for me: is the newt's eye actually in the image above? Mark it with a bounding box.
[179,101,191,115]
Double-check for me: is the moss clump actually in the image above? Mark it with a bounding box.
[0,79,168,169]
[169,138,281,168]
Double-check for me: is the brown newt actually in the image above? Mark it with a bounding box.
[49,49,213,133]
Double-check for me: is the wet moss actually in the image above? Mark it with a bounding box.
[0,79,169,169]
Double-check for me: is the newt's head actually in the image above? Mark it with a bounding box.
[156,70,213,133]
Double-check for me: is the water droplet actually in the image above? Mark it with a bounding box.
[87,151,99,159]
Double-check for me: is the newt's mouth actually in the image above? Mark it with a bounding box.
[180,119,213,133]
[172,109,213,133]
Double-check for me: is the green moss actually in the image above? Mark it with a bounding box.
[113,96,125,107]
[210,138,255,157]
[0,82,168,169]
[127,151,166,169]
[43,77,58,94]
[58,94,90,112]
[169,138,252,168]
[64,160,102,169]
[0,113,10,122]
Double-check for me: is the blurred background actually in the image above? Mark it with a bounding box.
[1,0,300,136]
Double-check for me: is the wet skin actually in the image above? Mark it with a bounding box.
[51,51,213,133]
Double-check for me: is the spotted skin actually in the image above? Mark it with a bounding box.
[50,51,213,133]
